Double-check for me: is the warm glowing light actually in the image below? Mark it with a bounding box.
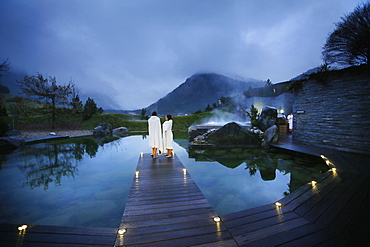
[275,202,282,207]
[321,154,336,169]
[118,229,126,234]
[213,216,221,222]
[183,169,186,173]
[135,171,139,178]
[18,225,27,231]
[331,168,337,172]
[140,152,144,157]
[311,181,317,186]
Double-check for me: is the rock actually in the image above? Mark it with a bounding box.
[257,106,278,132]
[0,137,25,154]
[5,129,21,136]
[93,123,112,136]
[205,122,261,146]
[262,125,279,148]
[112,127,128,136]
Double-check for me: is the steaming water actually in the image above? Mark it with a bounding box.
[202,121,250,126]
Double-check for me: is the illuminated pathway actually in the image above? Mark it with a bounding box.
[115,153,235,246]
[115,151,370,246]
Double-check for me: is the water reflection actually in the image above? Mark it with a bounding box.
[18,136,119,190]
[188,147,328,196]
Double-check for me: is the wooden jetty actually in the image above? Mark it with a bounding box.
[115,153,236,246]
[114,152,370,246]
[1,142,369,246]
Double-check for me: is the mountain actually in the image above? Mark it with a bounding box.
[145,73,263,115]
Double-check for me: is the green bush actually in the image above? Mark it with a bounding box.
[0,117,10,136]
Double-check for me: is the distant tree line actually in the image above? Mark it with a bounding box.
[0,59,103,130]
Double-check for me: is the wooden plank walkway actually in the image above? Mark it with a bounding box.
[116,149,370,246]
[115,153,237,246]
[0,224,117,246]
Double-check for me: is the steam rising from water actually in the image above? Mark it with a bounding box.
[199,109,250,127]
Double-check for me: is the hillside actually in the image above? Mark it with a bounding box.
[145,73,263,115]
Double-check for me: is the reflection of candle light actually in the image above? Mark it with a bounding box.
[118,228,126,234]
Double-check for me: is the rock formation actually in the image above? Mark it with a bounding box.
[257,106,277,132]
[93,123,112,136]
[204,122,261,146]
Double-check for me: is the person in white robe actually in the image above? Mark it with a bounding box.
[287,113,293,132]
[148,111,162,158]
[163,115,173,157]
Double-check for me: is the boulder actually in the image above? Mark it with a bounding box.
[205,122,261,146]
[112,127,128,136]
[262,125,279,148]
[5,129,21,136]
[0,137,25,154]
[93,123,112,137]
[257,106,277,132]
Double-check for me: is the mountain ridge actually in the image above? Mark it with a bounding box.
[145,73,264,115]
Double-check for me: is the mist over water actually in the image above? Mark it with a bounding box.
[198,109,251,127]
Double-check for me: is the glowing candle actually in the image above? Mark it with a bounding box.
[118,229,126,234]
[18,225,27,231]
[213,216,221,222]
[275,202,282,207]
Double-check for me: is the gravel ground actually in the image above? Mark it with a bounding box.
[15,130,93,139]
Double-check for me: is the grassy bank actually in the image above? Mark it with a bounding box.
[2,110,215,133]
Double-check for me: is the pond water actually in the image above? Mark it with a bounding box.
[0,134,328,228]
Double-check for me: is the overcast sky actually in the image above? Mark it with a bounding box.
[0,0,365,110]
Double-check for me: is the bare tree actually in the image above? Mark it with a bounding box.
[17,73,73,128]
[322,3,370,66]
[0,58,11,78]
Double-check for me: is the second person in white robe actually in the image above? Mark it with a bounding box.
[163,115,173,157]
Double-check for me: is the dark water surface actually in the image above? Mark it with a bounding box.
[0,134,328,227]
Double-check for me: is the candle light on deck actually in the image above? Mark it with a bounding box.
[311,181,317,186]
[213,216,221,222]
[18,224,27,231]
[135,171,139,178]
[275,202,282,207]
[118,228,126,234]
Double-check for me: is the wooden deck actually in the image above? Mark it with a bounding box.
[115,153,236,246]
[1,140,369,246]
[114,152,369,246]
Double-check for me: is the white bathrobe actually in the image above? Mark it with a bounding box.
[162,119,173,149]
[148,116,162,150]
[287,114,293,130]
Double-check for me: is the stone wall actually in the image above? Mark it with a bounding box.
[292,67,370,154]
